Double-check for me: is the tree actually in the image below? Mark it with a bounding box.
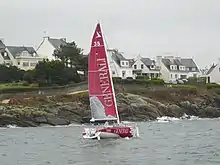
[0,65,24,83]
[53,41,84,69]
[33,59,82,86]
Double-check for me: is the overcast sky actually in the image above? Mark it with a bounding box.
[0,0,220,68]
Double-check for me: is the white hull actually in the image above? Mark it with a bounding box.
[82,123,139,140]
[83,131,119,140]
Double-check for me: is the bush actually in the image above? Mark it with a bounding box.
[112,77,122,83]
[149,79,164,85]
[136,75,145,79]
[206,83,220,89]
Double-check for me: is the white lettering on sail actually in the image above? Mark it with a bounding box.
[97,58,113,107]
[94,41,100,47]
[96,31,101,38]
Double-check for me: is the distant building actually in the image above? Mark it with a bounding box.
[206,59,220,84]
[6,46,41,70]
[0,40,41,70]
[36,36,67,61]
[132,54,161,79]
[107,49,134,79]
[157,56,200,81]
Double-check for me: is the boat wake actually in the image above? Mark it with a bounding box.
[156,113,219,123]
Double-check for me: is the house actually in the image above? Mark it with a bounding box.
[36,36,67,61]
[157,56,200,81]
[6,46,42,70]
[206,59,220,84]
[0,40,12,66]
[107,49,133,79]
[132,55,161,79]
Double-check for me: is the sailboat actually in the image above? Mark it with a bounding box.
[82,23,139,140]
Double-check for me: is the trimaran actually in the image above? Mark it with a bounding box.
[82,22,139,140]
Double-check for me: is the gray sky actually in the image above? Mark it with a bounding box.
[0,0,220,69]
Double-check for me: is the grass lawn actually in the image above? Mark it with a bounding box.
[0,83,32,89]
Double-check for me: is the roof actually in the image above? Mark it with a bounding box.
[48,38,67,49]
[162,57,199,72]
[180,58,197,68]
[0,40,5,49]
[141,58,154,66]
[206,64,217,75]
[108,49,133,67]
[7,46,37,58]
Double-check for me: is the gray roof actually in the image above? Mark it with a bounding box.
[0,41,10,60]
[206,64,217,75]
[141,58,154,66]
[180,59,197,68]
[48,38,67,49]
[7,46,37,58]
[162,58,199,72]
[109,49,133,67]
[0,40,5,49]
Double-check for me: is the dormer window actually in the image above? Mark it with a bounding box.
[141,64,144,69]
[33,53,36,56]
[134,64,137,69]
[150,65,155,69]
[122,61,124,66]
[22,51,28,56]
[126,62,128,66]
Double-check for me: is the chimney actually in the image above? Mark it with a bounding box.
[156,56,162,66]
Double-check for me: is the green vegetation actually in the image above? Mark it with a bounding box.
[112,77,164,86]
[0,41,87,92]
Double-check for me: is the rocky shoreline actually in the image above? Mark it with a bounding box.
[0,88,220,127]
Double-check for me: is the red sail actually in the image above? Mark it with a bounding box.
[88,23,118,121]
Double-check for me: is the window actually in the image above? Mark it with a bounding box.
[141,64,144,69]
[122,62,124,66]
[126,62,128,66]
[122,71,126,77]
[23,62,29,66]
[170,74,173,78]
[22,51,28,56]
[112,71,115,75]
[192,68,196,71]
[175,74,178,78]
[193,74,197,77]
[18,62,20,65]
[30,63,37,67]
[134,65,137,69]
[150,65,155,69]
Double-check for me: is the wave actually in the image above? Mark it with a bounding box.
[156,114,220,123]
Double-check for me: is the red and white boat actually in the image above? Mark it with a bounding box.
[82,22,139,140]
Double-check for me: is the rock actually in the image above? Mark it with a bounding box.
[198,106,220,118]
[45,114,70,126]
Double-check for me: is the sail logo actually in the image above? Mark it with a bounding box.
[114,128,130,134]
[96,31,101,38]
[97,58,113,107]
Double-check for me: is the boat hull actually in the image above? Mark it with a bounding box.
[82,124,139,140]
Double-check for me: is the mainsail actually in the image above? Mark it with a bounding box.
[88,23,119,123]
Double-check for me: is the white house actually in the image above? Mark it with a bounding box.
[6,46,42,70]
[107,49,133,79]
[132,55,161,79]
[0,40,13,66]
[157,56,200,81]
[206,59,220,84]
[36,36,67,61]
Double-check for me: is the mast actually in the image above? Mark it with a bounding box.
[100,23,120,124]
